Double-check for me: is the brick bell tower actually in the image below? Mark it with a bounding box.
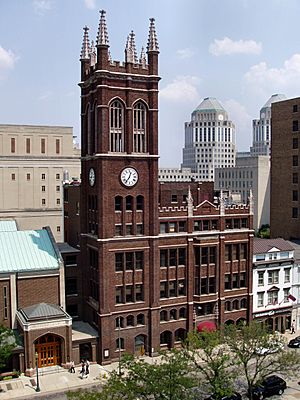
[79,11,160,363]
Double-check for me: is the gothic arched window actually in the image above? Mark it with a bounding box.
[133,102,147,153]
[110,100,124,152]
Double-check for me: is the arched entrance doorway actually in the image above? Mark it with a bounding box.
[35,334,62,368]
[135,335,146,356]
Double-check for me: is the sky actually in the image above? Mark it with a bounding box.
[2,0,300,166]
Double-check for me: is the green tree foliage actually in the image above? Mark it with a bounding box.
[225,321,300,399]
[68,350,197,400]
[257,224,270,238]
[184,330,237,400]
[0,325,16,370]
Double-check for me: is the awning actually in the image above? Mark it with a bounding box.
[197,320,217,333]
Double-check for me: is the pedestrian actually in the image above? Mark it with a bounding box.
[85,359,90,376]
[69,360,75,373]
[79,360,85,379]
[291,321,296,334]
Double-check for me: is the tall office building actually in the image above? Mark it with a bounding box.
[271,97,300,239]
[181,97,236,181]
[0,124,81,241]
[250,94,286,156]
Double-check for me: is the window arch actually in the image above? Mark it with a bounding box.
[115,317,124,328]
[115,196,122,211]
[179,307,186,319]
[110,99,124,152]
[240,298,247,309]
[170,309,177,320]
[136,195,144,211]
[160,310,168,321]
[126,315,134,327]
[133,101,147,153]
[137,314,145,325]
[225,301,231,311]
[116,337,124,350]
[232,300,239,310]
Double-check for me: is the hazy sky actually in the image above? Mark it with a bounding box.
[1,0,300,166]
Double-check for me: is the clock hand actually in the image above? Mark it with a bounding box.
[126,171,132,182]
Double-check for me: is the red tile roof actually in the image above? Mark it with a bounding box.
[253,238,294,255]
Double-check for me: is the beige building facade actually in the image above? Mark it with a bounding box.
[0,124,81,241]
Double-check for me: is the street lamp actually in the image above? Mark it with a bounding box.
[35,351,40,392]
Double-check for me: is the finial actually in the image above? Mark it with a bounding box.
[96,10,109,46]
[125,30,138,63]
[187,186,194,217]
[80,26,90,61]
[147,18,159,52]
[248,188,254,215]
[139,46,147,68]
[89,40,96,66]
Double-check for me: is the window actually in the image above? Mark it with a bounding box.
[56,198,60,205]
[133,102,147,153]
[169,281,176,297]
[135,252,143,269]
[293,105,298,113]
[293,173,298,184]
[126,224,133,235]
[56,185,60,192]
[179,308,186,319]
[57,226,60,232]
[10,138,15,153]
[170,309,177,320]
[293,138,299,149]
[115,225,122,236]
[126,196,133,211]
[171,194,177,203]
[41,138,46,154]
[26,138,30,154]
[225,245,231,261]
[240,272,246,287]
[126,315,134,326]
[67,304,78,317]
[26,173,30,181]
[135,284,144,301]
[225,274,231,290]
[160,223,167,233]
[116,338,124,350]
[293,120,299,132]
[42,199,46,205]
[268,290,278,305]
[115,253,123,272]
[293,155,298,166]
[257,292,264,307]
[56,139,60,154]
[11,173,15,181]
[136,195,144,211]
[284,268,291,283]
[110,100,124,152]
[232,273,238,289]
[66,278,77,295]
[268,270,279,284]
[293,190,298,201]
[258,271,264,286]
[160,282,167,298]
[178,221,186,232]
[115,286,123,304]
[42,185,46,192]
[41,173,46,180]
[116,317,124,328]
[292,207,298,218]
[137,314,145,325]
[115,252,144,272]
[284,288,290,303]
[136,224,144,235]
[65,255,77,266]
[126,253,134,270]
[3,286,8,319]
[125,285,133,302]
[115,196,122,211]
[56,173,60,180]
[225,301,231,311]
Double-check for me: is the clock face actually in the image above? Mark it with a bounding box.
[89,168,95,186]
[120,167,139,187]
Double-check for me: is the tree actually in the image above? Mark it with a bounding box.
[184,330,238,400]
[224,321,300,399]
[68,350,197,400]
[0,325,16,370]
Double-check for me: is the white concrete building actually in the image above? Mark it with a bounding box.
[181,97,236,181]
[215,155,270,230]
[252,238,297,332]
[0,124,81,241]
[250,94,286,156]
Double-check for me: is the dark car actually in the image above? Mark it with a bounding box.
[206,393,242,400]
[251,375,287,399]
[288,336,300,348]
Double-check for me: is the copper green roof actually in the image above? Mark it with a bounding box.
[0,220,17,232]
[193,97,225,113]
[0,229,60,273]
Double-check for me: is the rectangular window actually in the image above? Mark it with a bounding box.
[56,226,60,232]
[284,288,290,303]
[201,247,208,265]
[126,224,133,235]
[178,248,186,265]
[136,224,144,235]
[169,249,177,266]
[66,278,77,295]
[125,253,133,270]
[56,173,60,180]
[284,268,291,283]
[160,223,167,233]
[56,198,60,205]
[135,284,144,301]
[209,276,216,293]
[293,105,298,113]
[292,207,298,218]
[258,271,264,286]
[125,285,133,302]
[293,155,298,166]
[160,250,167,268]
[11,173,15,181]
[209,247,216,264]
[268,290,278,305]
[194,220,201,231]
[135,252,143,270]
[115,253,123,272]
[26,173,30,181]
[257,292,264,307]
[203,220,209,230]
[42,198,46,205]
[3,286,8,319]
[240,272,246,287]
[171,194,177,203]
[160,282,167,298]
[293,190,298,201]
[178,221,186,232]
[26,138,30,154]
[115,286,123,304]
[268,270,279,284]
[41,138,46,154]
[114,224,122,236]
[232,273,239,289]
[41,173,46,180]
[169,281,176,297]
[169,222,176,233]
[42,185,46,192]
[293,173,299,184]
[225,274,231,290]
[56,185,60,192]
[225,245,231,261]
[56,139,60,154]
[293,120,299,131]
[11,138,15,153]
[293,138,299,149]
[240,243,247,259]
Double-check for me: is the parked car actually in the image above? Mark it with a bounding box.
[250,375,287,399]
[205,393,242,400]
[288,336,300,348]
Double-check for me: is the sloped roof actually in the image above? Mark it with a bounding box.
[0,220,17,232]
[0,229,60,273]
[193,97,225,113]
[253,238,294,255]
[20,303,68,321]
[262,94,286,109]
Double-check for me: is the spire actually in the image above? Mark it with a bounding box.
[139,46,147,68]
[96,10,109,46]
[125,31,138,63]
[147,18,159,52]
[80,26,90,60]
[187,186,194,217]
[89,40,96,66]
[248,188,254,215]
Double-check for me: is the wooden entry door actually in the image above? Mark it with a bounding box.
[35,334,61,368]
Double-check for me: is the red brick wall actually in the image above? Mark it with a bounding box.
[17,276,59,308]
